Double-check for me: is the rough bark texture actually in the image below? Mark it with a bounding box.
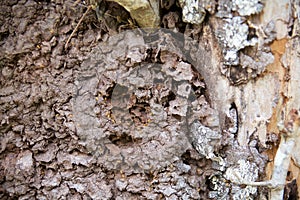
[0,0,299,199]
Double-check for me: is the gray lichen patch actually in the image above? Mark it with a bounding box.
[178,0,206,24]
[217,16,258,65]
[225,159,259,199]
[190,121,222,159]
[216,0,263,18]
[205,137,268,199]
[232,0,264,16]
[190,121,226,173]
[210,0,277,85]
[214,1,275,84]
[240,50,274,74]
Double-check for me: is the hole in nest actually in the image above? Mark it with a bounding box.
[129,103,151,125]
[108,133,141,146]
[161,91,176,107]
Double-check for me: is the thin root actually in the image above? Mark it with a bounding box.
[65,5,92,49]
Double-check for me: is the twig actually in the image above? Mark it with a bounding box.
[233,178,282,188]
[65,5,92,49]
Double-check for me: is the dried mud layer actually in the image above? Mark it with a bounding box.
[0,0,268,199]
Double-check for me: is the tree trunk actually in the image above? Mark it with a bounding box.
[0,0,299,199]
